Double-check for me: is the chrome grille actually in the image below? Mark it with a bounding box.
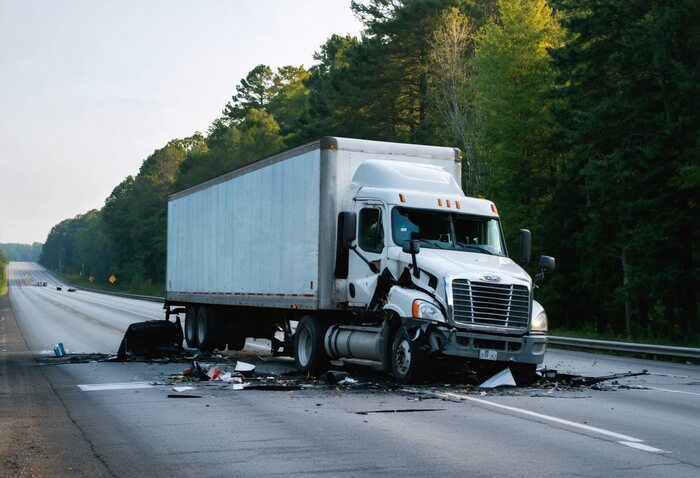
[452,279,530,329]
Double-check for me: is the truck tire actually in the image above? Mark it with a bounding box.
[185,306,198,348]
[510,363,538,387]
[293,316,329,376]
[391,327,428,384]
[196,306,226,352]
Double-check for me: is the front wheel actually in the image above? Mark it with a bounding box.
[391,327,428,384]
[293,316,329,376]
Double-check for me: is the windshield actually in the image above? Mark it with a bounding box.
[391,207,506,256]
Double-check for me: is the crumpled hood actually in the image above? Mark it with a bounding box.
[391,247,531,286]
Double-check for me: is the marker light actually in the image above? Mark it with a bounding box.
[399,193,406,203]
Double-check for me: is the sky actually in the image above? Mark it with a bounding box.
[0,0,364,244]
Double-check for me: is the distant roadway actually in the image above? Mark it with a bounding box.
[2,262,699,477]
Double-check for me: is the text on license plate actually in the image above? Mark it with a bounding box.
[479,349,498,361]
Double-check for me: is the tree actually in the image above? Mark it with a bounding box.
[223,64,275,124]
[429,7,483,195]
[549,0,700,337]
[472,0,563,248]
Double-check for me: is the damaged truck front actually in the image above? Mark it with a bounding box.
[165,137,555,384]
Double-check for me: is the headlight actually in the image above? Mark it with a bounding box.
[412,300,444,322]
[531,309,548,333]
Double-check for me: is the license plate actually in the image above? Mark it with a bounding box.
[479,349,498,361]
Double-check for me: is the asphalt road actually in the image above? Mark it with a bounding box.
[2,262,700,477]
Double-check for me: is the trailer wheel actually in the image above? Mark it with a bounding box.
[197,306,226,351]
[184,306,198,348]
[391,327,428,384]
[293,316,329,376]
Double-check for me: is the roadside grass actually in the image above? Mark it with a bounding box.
[60,273,165,298]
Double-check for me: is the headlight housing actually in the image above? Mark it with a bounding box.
[531,309,548,333]
[412,300,444,322]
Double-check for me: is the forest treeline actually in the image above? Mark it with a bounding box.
[39,0,699,342]
[0,243,43,262]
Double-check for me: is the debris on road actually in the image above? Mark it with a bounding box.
[53,342,66,357]
[116,319,184,361]
[167,394,202,399]
[543,369,649,387]
[234,361,255,375]
[479,368,516,389]
[172,386,195,392]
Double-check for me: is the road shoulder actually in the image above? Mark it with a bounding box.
[0,293,113,477]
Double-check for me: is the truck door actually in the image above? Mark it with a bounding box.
[347,202,386,306]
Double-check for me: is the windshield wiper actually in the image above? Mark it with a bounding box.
[456,243,494,255]
[420,239,451,249]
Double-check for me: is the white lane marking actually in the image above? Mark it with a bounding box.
[618,442,665,453]
[78,382,154,391]
[445,392,643,442]
[645,387,700,396]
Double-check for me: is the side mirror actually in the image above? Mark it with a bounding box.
[341,211,357,247]
[402,239,420,255]
[518,229,531,265]
[539,255,556,272]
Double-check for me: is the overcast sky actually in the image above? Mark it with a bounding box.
[0,0,363,244]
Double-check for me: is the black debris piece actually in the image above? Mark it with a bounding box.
[116,319,184,361]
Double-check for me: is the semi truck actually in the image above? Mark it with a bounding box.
[164,137,554,384]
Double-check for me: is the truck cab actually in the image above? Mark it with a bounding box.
[307,159,553,384]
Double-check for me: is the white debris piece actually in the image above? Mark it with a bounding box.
[234,361,255,373]
[172,386,195,392]
[479,368,516,389]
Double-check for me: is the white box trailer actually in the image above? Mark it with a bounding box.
[165,137,554,384]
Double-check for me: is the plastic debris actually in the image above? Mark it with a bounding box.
[232,383,245,390]
[172,386,195,392]
[235,361,255,374]
[337,377,358,385]
[53,342,66,357]
[321,370,350,384]
[479,368,517,389]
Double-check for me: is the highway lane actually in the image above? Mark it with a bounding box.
[8,262,168,353]
[4,261,700,477]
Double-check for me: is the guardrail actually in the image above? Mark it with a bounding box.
[548,335,700,360]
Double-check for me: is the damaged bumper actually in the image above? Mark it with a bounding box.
[408,320,546,365]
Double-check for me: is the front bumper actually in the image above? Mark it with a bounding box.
[424,324,547,365]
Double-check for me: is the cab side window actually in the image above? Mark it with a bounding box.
[358,208,384,253]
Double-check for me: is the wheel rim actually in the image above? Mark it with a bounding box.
[395,339,411,376]
[296,326,312,366]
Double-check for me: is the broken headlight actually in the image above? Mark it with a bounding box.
[412,300,444,322]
